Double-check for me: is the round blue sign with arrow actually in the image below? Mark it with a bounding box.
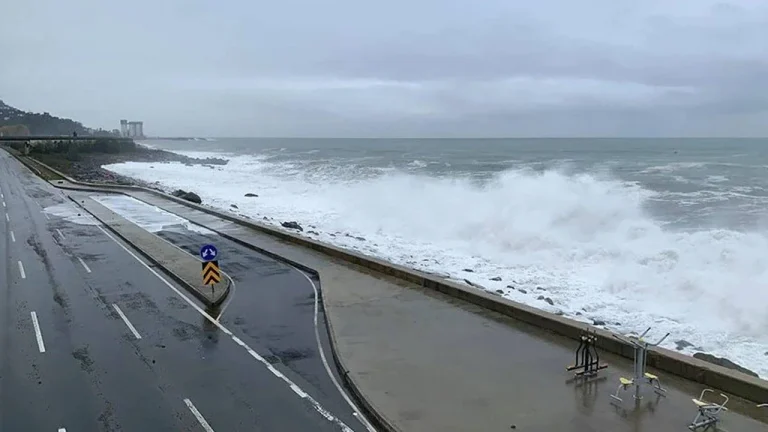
[200,244,218,261]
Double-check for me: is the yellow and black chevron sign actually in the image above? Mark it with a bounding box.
[202,260,221,285]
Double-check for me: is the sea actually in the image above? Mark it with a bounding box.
[105,138,768,377]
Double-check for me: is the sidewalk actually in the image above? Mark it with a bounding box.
[71,193,229,307]
[109,189,767,432]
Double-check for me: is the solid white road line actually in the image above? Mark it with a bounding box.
[183,398,215,432]
[77,257,92,273]
[214,273,236,321]
[30,311,46,353]
[2,201,5,207]
[92,223,354,431]
[56,229,65,239]
[9,230,14,242]
[43,212,50,220]
[112,304,142,339]
[17,261,26,279]
[299,270,376,432]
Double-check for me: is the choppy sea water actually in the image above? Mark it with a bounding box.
[106,138,768,377]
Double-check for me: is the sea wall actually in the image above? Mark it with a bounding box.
[17,153,768,405]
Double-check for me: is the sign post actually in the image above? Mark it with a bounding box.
[200,244,221,300]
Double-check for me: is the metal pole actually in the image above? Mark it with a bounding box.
[635,343,643,400]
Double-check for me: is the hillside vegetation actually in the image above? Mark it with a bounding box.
[0,100,116,136]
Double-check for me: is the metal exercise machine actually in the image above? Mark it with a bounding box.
[566,330,608,378]
[610,327,669,403]
[688,389,730,430]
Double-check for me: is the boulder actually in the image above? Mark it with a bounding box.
[692,353,759,377]
[181,192,202,204]
[172,189,187,198]
[489,276,502,281]
[537,296,554,306]
[230,204,239,209]
[244,193,258,197]
[281,221,303,231]
[592,319,606,326]
[675,340,695,351]
[463,268,474,273]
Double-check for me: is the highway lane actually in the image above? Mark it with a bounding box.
[0,150,367,431]
[153,229,355,413]
[74,192,369,431]
[0,152,195,431]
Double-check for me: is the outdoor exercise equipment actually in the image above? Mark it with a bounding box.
[610,327,669,403]
[566,330,608,378]
[688,389,729,430]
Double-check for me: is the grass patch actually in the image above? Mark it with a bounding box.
[27,157,64,181]
[1,145,64,181]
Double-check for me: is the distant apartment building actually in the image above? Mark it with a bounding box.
[119,119,144,138]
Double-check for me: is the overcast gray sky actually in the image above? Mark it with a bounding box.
[2,0,768,137]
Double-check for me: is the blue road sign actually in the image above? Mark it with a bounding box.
[200,244,218,261]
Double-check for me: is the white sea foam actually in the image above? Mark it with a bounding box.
[90,194,215,235]
[44,203,100,225]
[104,155,768,377]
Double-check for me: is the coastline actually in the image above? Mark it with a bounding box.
[27,144,228,191]
[16,146,767,380]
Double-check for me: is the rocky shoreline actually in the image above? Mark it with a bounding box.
[32,146,227,191]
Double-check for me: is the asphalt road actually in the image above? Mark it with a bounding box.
[0,150,370,431]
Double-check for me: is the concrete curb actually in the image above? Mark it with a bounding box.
[18,152,768,405]
[65,194,231,308]
[312,272,401,432]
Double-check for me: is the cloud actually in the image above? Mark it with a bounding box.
[2,0,768,136]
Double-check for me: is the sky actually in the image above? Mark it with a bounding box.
[2,0,768,137]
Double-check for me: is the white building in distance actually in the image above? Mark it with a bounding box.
[120,119,144,138]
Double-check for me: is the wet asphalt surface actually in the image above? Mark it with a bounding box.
[0,150,367,432]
